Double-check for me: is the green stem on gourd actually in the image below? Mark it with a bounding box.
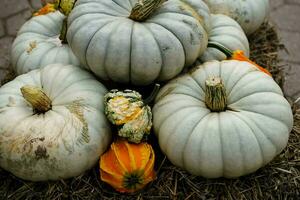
[56,0,77,43]
[129,0,166,22]
[207,42,233,58]
[59,18,68,44]
[21,85,52,113]
[144,84,160,105]
[205,77,227,112]
[56,0,77,16]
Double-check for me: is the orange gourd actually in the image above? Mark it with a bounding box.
[208,42,272,76]
[33,3,56,16]
[100,140,156,193]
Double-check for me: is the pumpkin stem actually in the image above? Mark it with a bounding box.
[59,18,68,44]
[205,77,227,112]
[208,42,272,76]
[56,0,77,16]
[144,84,160,105]
[129,0,166,22]
[57,0,77,43]
[207,42,233,58]
[21,85,52,113]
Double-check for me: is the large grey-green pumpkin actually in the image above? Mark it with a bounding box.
[0,64,111,181]
[153,60,293,178]
[67,0,211,85]
[200,14,249,62]
[203,0,269,35]
[11,11,80,75]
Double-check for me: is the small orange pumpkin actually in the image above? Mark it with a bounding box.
[100,140,156,193]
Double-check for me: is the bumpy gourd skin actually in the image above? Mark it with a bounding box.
[67,0,211,85]
[153,60,293,178]
[104,90,152,143]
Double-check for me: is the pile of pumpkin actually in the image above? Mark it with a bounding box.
[0,0,293,194]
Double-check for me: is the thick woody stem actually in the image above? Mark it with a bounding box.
[129,0,166,22]
[21,85,52,113]
[205,77,227,112]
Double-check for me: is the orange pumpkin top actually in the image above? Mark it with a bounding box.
[231,50,272,76]
[100,140,156,193]
[208,42,272,76]
[33,3,57,16]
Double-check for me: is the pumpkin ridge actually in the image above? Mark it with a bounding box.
[156,11,203,25]
[100,170,123,188]
[128,21,134,83]
[70,4,122,19]
[110,0,131,13]
[182,113,213,174]
[51,77,94,101]
[217,114,225,177]
[145,21,186,66]
[227,72,268,99]
[228,91,283,106]
[32,16,59,35]
[106,21,135,82]
[162,107,209,155]
[18,44,52,74]
[209,32,245,46]
[223,62,257,95]
[143,146,155,176]
[179,0,206,27]
[42,65,85,97]
[112,142,131,172]
[32,45,58,72]
[230,112,266,165]
[85,20,117,74]
[234,109,290,133]
[124,141,137,170]
[157,105,205,134]
[94,20,126,81]
[100,147,126,178]
[235,111,281,155]
[155,94,205,109]
[68,18,104,46]
[222,111,246,176]
[182,112,211,170]
[187,74,206,97]
[142,24,163,81]
[190,72,206,93]
[4,112,34,136]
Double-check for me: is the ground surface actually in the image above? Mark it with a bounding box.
[0,0,299,101]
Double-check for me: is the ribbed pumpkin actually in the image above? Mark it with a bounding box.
[0,64,111,181]
[203,0,269,35]
[100,140,156,193]
[199,14,249,62]
[11,1,80,75]
[67,0,211,85]
[153,60,293,178]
